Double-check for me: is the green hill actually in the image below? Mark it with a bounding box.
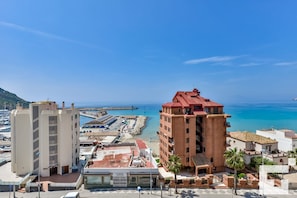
[0,88,30,110]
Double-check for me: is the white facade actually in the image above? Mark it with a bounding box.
[11,101,80,177]
[256,129,297,152]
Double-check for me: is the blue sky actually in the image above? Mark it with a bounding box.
[1,1,297,105]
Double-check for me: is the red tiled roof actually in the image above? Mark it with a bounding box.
[164,88,223,108]
[90,153,131,168]
[135,139,147,150]
[175,90,222,107]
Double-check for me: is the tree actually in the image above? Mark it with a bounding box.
[224,147,245,195]
[250,156,275,172]
[167,154,182,194]
[288,148,297,158]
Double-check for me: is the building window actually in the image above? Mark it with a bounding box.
[130,177,137,184]
[49,116,57,124]
[33,140,39,150]
[33,160,39,170]
[186,128,189,133]
[203,147,206,152]
[210,157,213,163]
[49,125,57,134]
[33,130,39,139]
[33,120,39,130]
[168,117,171,122]
[186,147,189,153]
[33,106,39,120]
[186,118,189,124]
[186,157,189,162]
[101,176,109,184]
[194,105,202,111]
[186,138,189,143]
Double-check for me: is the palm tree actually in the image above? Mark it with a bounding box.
[167,154,182,194]
[224,147,245,195]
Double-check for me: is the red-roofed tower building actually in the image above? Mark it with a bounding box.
[159,88,231,175]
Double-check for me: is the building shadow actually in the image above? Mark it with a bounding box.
[243,191,263,198]
[179,189,200,198]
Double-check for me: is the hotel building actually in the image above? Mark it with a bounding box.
[11,101,80,177]
[159,88,230,175]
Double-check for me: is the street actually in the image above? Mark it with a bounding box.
[1,188,297,198]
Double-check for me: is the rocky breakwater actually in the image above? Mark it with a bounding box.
[131,115,147,135]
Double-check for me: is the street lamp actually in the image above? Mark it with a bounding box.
[36,152,41,198]
[160,181,164,198]
[137,186,141,198]
[261,148,266,197]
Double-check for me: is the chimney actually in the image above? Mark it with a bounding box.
[71,103,74,110]
[193,88,200,96]
[62,101,65,109]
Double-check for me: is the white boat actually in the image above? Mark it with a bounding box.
[0,126,11,132]
[0,146,11,152]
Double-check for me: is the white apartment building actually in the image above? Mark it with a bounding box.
[11,101,80,177]
[256,129,297,152]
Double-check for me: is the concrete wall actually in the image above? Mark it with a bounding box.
[223,174,259,189]
[256,130,295,152]
[227,137,247,151]
[11,109,32,175]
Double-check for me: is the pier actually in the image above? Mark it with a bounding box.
[79,112,98,119]
[78,106,138,111]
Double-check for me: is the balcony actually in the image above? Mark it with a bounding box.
[168,149,174,155]
[168,138,174,146]
[225,122,231,127]
[196,135,203,143]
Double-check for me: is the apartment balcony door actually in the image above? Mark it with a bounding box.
[50,167,58,176]
[62,165,69,174]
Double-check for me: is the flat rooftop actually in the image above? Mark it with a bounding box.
[0,161,25,183]
[88,140,154,169]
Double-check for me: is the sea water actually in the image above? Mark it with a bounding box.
[80,102,297,142]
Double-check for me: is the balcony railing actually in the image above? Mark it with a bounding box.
[225,122,231,127]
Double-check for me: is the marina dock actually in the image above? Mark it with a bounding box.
[78,106,138,111]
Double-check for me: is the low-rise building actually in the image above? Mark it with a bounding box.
[227,131,287,165]
[82,139,159,189]
[256,129,297,152]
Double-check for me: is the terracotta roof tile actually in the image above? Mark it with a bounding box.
[229,131,277,144]
[165,88,223,108]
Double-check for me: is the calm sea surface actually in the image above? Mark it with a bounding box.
[80,102,297,142]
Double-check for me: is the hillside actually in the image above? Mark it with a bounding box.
[0,88,30,110]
